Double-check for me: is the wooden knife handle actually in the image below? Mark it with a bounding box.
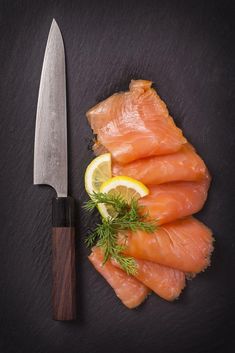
[52,197,76,321]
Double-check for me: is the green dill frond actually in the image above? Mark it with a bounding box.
[112,251,138,276]
[84,192,158,275]
[83,192,128,214]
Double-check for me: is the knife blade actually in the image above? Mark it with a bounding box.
[34,19,76,321]
[34,19,67,196]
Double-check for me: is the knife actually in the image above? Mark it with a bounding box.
[34,19,76,321]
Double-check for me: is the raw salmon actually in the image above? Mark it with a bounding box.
[112,143,207,184]
[139,173,211,225]
[86,78,213,308]
[87,80,186,164]
[112,258,185,301]
[88,247,150,309]
[120,217,214,273]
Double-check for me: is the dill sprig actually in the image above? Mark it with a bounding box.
[84,192,158,275]
[83,192,128,214]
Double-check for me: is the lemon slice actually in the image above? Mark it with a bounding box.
[98,176,149,218]
[85,153,112,195]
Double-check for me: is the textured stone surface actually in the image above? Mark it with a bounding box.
[0,1,234,352]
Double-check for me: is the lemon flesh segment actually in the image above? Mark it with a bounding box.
[84,153,112,195]
[98,176,149,218]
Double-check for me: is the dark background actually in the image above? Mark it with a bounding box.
[0,0,235,352]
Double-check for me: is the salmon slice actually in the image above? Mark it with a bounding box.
[120,217,214,273]
[112,258,185,301]
[139,173,211,225]
[112,143,207,184]
[87,80,186,164]
[88,247,150,309]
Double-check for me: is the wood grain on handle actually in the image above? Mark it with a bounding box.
[52,197,76,321]
[52,227,76,320]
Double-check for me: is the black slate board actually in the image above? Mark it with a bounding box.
[1,1,235,352]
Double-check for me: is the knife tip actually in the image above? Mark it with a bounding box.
[51,18,58,28]
[49,18,63,40]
